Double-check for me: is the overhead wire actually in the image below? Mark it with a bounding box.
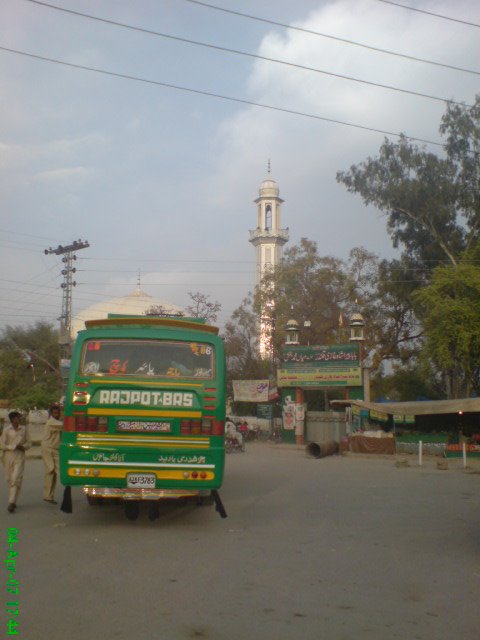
[17,0,471,107]
[375,0,480,28]
[182,0,480,76]
[0,227,62,242]
[0,46,446,149]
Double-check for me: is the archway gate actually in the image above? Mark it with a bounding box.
[277,343,365,444]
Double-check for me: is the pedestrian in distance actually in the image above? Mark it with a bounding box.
[42,403,63,504]
[0,411,31,513]
[225,417,244,449]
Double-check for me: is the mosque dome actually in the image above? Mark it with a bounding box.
[259,178,279,198]
[72,288,184,337]
[349,312,365,325]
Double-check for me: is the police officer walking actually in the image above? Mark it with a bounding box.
[42,403,63,504]
[0,411,32,513]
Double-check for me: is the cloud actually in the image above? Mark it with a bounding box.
[33,166,91,182]
[1,0,479,332]
[204,0,480,261]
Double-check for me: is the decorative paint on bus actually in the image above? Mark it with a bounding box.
[59,316,227,519]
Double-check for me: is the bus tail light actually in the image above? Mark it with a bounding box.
[73,391,90,405]
[180,418,224,435]
[191,420,201,435]
[180,420,192,434]
[63,415,108,432]
[211,419,224,435]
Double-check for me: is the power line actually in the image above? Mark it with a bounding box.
[0,241,49,253]
[18,0,470,107]
[0,227,61,241]
[76,269,254,274]
[81,257,255,264]
[183,0,480,76]
[375,0,480,28]
[0,46,446,149]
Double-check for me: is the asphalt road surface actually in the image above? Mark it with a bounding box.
[2,443,480,640]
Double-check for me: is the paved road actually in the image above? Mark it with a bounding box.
[2,443,480,640]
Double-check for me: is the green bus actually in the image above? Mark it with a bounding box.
[60,316,227,520]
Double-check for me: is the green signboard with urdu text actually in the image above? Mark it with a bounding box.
[278,344,361,388]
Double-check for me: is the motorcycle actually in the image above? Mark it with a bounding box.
[225,435,245,453]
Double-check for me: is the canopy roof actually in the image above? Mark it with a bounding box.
[331,398,480,416]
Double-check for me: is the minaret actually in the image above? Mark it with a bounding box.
[249,163,289,287]
[249,163,289,358]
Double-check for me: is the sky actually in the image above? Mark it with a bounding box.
[1,0,479,333]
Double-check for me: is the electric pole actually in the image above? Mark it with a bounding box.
[44,239,90,363]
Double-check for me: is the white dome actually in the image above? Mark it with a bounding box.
[259,178,279,197]
[72,288,184,337]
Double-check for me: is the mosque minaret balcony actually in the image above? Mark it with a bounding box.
[248,227,289,244]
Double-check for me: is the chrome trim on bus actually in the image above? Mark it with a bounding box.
[76,434,210,447]
[69,460,215,469]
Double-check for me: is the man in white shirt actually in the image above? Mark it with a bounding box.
[225,418,243,448]
[0,411,31,513]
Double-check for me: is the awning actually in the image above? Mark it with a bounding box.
[331,397,480,417]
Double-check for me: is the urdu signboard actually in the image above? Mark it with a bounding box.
[277,344,361,388]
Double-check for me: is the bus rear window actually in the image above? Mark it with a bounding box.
[81,340,214,379]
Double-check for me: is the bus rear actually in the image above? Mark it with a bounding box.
[60,316,226,519]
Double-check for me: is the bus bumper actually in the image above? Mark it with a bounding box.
[83,486,214,502]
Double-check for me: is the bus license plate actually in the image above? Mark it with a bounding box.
[127,473,156,488]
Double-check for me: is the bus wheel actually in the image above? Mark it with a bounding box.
[147,501,160,522]
[124,501,140,521]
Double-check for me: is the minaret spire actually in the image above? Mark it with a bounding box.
[249,168,289,357]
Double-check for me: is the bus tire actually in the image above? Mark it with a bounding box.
[124,501,140,521]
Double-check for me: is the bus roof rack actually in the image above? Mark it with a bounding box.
[84,315,218,334]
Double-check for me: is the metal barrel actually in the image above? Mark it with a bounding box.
[306,440,339,459]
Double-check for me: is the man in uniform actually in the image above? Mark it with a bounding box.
[42,403,63,504]
[0,411,31,513]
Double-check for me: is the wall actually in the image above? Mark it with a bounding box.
[306,411,347,443]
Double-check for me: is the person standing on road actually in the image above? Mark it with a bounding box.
[0,411,31,513]
[42,403,63,504]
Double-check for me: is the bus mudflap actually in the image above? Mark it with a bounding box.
[211,489,227,519]
[60,485,73,513]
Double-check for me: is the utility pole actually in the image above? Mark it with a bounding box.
[44,239,90,365]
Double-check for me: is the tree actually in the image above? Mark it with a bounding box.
[145,305,183,317]
[336,95,480,397]
[255,238,353,353]
[370,363,442,402]
[0,322,62,409]
[146,292,221,323]
[185,291,221,324]
[222,294,268,380]
[221,294,270,414]
[337,96,480,272]
[414,262,480,398]
[255,239,412,374]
